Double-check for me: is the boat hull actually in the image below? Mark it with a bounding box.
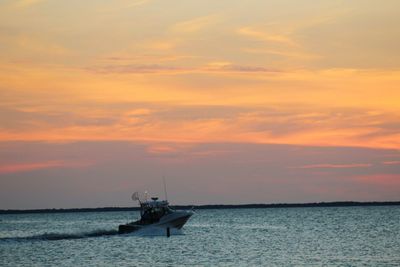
[118,224,142,234]
[118,211,193,234]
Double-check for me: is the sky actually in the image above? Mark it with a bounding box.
[0,0,399,209]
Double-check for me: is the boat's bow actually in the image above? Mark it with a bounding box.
[158,209,194,229]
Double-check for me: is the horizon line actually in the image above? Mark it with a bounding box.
[1,201,399,214]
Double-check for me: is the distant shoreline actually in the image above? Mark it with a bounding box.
[1,201,399,214]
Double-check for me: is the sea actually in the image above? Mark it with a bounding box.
[0,206,399,266]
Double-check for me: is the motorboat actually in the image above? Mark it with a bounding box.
[118,192,194,234]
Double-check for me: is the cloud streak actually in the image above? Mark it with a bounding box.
[85,63,280,75]
[13,0,45,8]
[237,27,296,46]
[0,160,93,174]
[293,163,372,169]
[382,161,400,165]
[170,15,218,33]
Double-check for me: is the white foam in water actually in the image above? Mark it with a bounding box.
[0,229,120,241]
[1,227,183,241]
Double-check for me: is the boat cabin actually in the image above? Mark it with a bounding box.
[139,197,173,223]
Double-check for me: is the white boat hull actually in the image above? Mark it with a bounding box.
[119,210,193,234]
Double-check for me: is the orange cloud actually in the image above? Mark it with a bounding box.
[237,27,296,46]
[86,62,280,75]
[0,100,399,150]
[170,15,219,34]
[13,0,45,8]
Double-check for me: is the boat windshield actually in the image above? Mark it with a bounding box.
[140,201,173,223]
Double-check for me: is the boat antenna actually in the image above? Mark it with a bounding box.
[163,176,168,202]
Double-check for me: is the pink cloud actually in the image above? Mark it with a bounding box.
[351,174,400,186]
[0,160,93,174]
[146,144,179,154]
[292,163,372,169]
[382,161,400,165]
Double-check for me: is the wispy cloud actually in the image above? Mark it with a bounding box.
[95,0,151,13]
[146,144,179,154]
[242,47,319,60]
[237,27,296,46]
[86,62,280,75]
[351,174,400,187]
[14,0,45,8]
[0,34,71,63]
[124,0,151,8]
[170,15,219,33]
[292,163,372,169]
[204,62,280,73]
[0,160,93,174]
[86,64,185,74]
[382,161,400,165]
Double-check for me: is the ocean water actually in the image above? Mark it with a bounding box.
[0,206,399,266]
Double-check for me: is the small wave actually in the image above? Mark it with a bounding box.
[0,229,119,242]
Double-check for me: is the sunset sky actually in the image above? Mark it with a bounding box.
[1,0,399,209]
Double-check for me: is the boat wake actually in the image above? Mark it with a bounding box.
[131,226,183,237]
[0,229,119,242]
[0,226,184,242]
